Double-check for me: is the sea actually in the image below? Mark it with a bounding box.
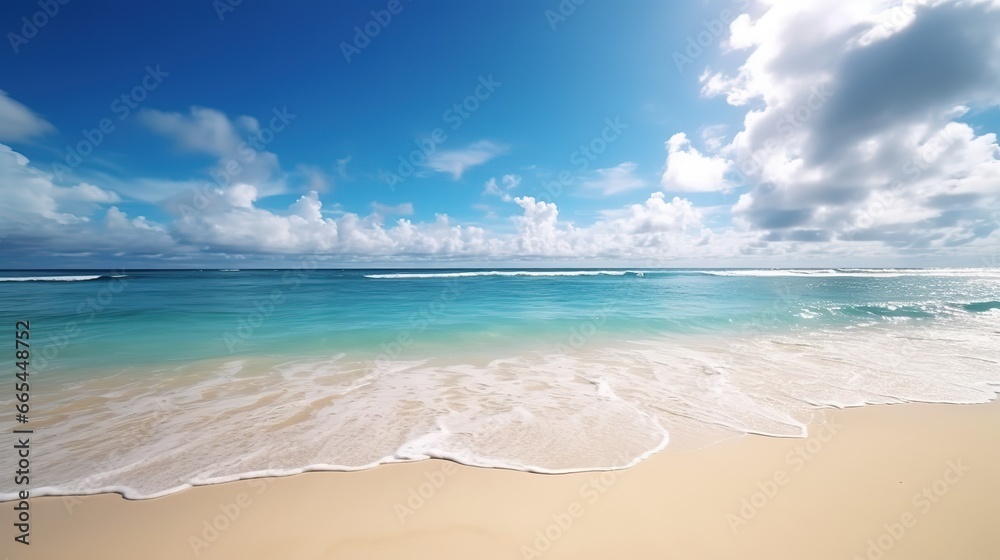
[1,268,998,500]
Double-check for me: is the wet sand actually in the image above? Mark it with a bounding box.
[4,399,998,559]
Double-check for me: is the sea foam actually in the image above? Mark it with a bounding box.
[0,275,106,282]
[364,270,644,279]
[699,268,1000,278]
[3,311,997,501]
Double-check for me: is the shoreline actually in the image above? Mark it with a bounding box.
[0,398,985,505]
[9,315,999,503]
[6,399,999,559]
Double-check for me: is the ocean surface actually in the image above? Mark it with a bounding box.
[1,268,998,499]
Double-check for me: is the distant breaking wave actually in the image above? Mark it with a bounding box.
[365,270,645,279]
[365,268,1000,280]
[0,275,108,282]
[699,268,1000,278]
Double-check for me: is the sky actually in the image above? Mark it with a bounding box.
[1,0,999,268]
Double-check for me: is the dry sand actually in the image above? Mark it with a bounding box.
[4,400,998,559]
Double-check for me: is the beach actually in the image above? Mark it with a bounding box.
[5,0,1000,555]
[6,398,998,559]
[4,0,1000,555]
[2,269,998,558]
[4,269,1000,502]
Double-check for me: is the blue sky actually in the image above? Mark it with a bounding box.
[2,0,999,267]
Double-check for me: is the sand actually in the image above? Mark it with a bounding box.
[4,399,998,559]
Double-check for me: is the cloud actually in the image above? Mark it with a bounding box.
[580,162,647,195]
[696,0,1000,252]
[166,181,713,259]
[0,143,177,260]
[170,184,499,256]
[139,106,285,197]
[512,196,567,254]
[90,175,216,205]
[0,144,119,224]
[660,133,732,192]
[473,203,498,219]
[700,125,729,152]
[336,156,352,178]
[0,90,54,142]
[371,202,415,216]
[482,173,521,201]
[7,132,950,265]
[0,115,712,263]
[293,164,331,193]
[140,106,243,156]
[624,192,704,234]
[6,2,1000,268]
[506,193,713,259]
[426,140,507,179]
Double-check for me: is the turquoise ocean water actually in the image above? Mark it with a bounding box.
[1,268,998,499]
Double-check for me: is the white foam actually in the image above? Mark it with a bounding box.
[594,378,619,400]
[0,275,104,282]
[1,315,997,501]
[364,268,1000,280]
[700,268,1000,278]
[365,270,642,279]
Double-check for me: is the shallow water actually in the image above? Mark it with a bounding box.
[1,268,998,499]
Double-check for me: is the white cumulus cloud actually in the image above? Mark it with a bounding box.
[693,0,1000,256]
[661,133,732,192]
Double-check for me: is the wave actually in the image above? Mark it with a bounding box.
[0,275,107,282]
[365,268,999,280]
[365,270,645,279]
[700,268,1000,278]
[962,301,1000,313]
[700,269,843,277]
[801,300,1000,321]
[842,304,936,319]
[4,314,998,501]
